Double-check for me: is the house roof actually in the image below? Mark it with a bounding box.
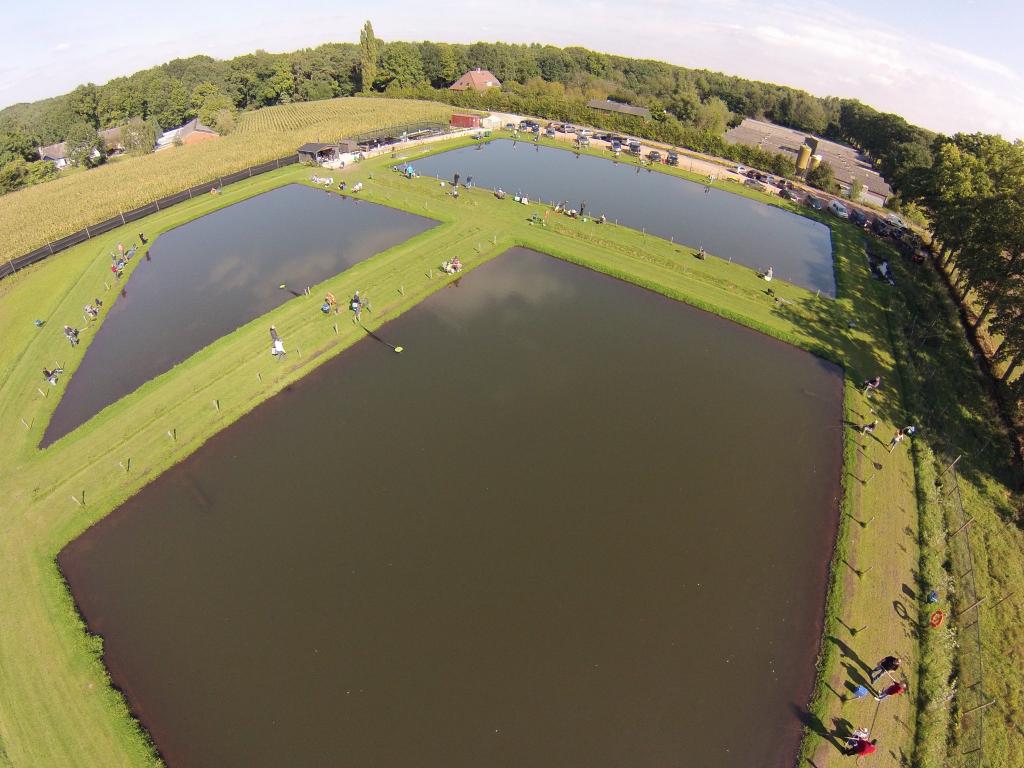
[38,141,68,161]
[297,142,338,154]
[587,100,651,119]
[156,118,219,148]
[99,126,123,149]
[449,68,501,91]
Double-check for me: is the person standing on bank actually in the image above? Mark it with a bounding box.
[869,654,901,682]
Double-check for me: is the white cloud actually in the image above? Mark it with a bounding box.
[52,42,71,52]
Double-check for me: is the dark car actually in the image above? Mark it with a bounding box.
[805,194,824,210]
[628,141,642,155]
[666,151,679,166]
[744,178,768,192]
[647,150,662,163]
[849,209,869,226]
[504,122,516,131]
[610,140,622,152]
[780,188,801,201]
[872,218,892,237]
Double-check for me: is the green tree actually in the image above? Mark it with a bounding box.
[120,117,158,154]
[64,122,102,167]
[807,161,838,193]
[212,108,236,134]
[0,158,28,193]
[693,96,731,134]
[68,84,100,128]
[847,177,864,201]
[359,21,379,92]
[377,42,426,90]
[190,82,236,126]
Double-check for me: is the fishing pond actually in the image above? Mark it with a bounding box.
[413,139,835,295]
[60,247,843,768]
[42,183,435,446]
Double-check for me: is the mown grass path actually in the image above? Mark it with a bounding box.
[0,138,922,767]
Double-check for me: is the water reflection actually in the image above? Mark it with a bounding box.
[415,140,835,294]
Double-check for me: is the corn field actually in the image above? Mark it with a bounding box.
[0,98,452,263]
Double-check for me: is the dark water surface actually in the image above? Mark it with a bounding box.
[43,184,434,445]
[61,248,843,768]
[414,139,835,295]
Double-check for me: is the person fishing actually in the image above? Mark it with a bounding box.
[63,325,79,347]
[350,291,363,321]
[269,325,285,358]
[43,366,63,385]
[862,376,881,397]
[698,246,706,260]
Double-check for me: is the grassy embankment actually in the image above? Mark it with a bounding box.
[0,131,970,767]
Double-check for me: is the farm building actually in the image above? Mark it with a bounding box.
[449,68,501,92]
[587,100,651,119]
[298,143,341,164]
[155,119,219,151]
[725,118,891,205]
[38,141,71,169]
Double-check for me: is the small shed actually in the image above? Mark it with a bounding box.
[297,142,340,164]
[451,114,482,129]
[337,139,360,154]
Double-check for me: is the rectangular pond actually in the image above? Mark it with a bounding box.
[413,139,835,295]
[60,248,843,768]
[42,183,435,446]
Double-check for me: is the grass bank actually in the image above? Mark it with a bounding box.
[0,136,934,767]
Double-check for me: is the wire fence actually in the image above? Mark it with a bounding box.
[937,456,985,767]
[0,154,300,281]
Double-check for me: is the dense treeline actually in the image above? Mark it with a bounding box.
[1,24,940,196]
[912,133,1024,415]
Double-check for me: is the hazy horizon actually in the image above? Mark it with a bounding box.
[3,0,1022,139]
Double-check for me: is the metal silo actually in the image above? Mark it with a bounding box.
[796,144,812,171]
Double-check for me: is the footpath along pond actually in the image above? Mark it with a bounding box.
[413,139,835,295]
[60,248,843,768]
[42,183,434,446]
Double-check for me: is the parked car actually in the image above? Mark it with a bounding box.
[628,140,642,156]
[872,218,891,236]
[744,178,768,192]
[805,194,824,210]
[610,140,622,152]
[504,122,516,131]
[849,209,869,226]
[647,150,662,163]
[780,188,801,201]
[544,128,556,139]
[666,151,679,166]
[828,200,850,219]
[735,164,747,175]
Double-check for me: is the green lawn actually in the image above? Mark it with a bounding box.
[0,134,1005,767]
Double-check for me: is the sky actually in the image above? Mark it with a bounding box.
[3,0,1022,138]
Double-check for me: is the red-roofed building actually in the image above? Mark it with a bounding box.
[449,68,501,92]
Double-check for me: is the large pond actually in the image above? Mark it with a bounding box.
[60,248,843,768]
[414,139,835,295]
[42,183,435,446]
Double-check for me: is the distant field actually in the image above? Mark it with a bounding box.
[0,97,452,264]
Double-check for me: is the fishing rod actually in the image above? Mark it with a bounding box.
[360,322,403,353]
